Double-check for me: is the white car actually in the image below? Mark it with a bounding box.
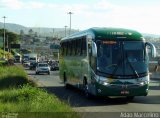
[36,63,50,75]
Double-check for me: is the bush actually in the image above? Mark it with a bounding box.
[0,66,34,89]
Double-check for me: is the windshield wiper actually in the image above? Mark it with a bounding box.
[125,53,139,78]
[111,58,123,77]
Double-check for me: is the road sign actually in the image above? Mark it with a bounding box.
[50,44,60,49]
[10,44,20,49]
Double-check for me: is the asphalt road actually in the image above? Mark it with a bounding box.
[26,69,160,115]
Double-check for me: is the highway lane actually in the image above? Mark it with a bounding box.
[26,69,160,113]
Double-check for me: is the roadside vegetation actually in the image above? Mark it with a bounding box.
[0,49,13,58]
[0,65,79,118]
[0,49,14,66]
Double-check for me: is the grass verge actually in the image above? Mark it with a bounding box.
[0,66,79,118]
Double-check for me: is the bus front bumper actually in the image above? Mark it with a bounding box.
[94,82,149,97]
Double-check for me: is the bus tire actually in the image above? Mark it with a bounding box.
[64,72,70,89]
[83,78,92,99]
[126,96,134,101]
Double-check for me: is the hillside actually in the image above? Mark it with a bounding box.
[0,22,160,39]
[0,22,78,37]
[0,22,27,34]
[143,33,160,38]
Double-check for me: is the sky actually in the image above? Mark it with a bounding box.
[0,0,160,34]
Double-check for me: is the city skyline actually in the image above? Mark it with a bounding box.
[0,0,160,34]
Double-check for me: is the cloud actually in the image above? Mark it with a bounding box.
[0,0,160,34]
[0,0,49,9]
[26,1,46,9]
[0,0,24,9]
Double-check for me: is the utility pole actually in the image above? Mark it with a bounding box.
[53,28,54,38]
[64,26,67,37]
[7,35,9,52]
[67,12,73,35]
[2,16,6,58]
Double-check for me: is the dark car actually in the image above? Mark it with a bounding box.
[50,62,59,71]
[29,62,37,70]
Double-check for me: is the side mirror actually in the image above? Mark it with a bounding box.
[92,42,97,57]
[146,42,156,58]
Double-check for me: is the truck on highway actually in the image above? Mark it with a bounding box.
[22,53,38,69]
[29,53,38,63]
[28,53,38,70]
[22,54,30,67]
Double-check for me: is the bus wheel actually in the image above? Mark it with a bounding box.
[83,79,92,99]
[126,96,134,101]
[64,72,69,89]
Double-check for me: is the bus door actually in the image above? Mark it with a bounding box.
[87,36,97,87]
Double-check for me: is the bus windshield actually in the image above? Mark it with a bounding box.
[97,41,147,78]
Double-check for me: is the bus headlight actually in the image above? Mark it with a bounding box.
[99,81,109,86]
[98,77,109,86]
[139,81,148,86]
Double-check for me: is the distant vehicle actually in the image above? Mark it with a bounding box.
[36,63,50,75]
[28,53,38,70]
[60,27,156,99]
[22,54,30,67]
[29,62,37,70]
[14,53,22,63]
[50,62,59,71]
[29,53,38,63]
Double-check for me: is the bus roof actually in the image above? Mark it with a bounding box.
[61,27,144,42]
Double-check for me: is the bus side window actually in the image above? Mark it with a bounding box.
[72,40,74,55]
[74,40,76,55]
[71,40,74,56]
[66,42,69,56]
[77,39,81,55]
[74,40,78,56]
[61,43,64,56]
[69,41,72,55]
[70,41,72,55]
[80,38,83,55]
[63,42,66,56]
[81,37,87,56]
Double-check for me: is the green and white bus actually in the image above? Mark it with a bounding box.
[59,27,156,99]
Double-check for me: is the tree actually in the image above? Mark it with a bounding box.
[20,29,24,36]
[28,29,34,37]
[0,28,20,47]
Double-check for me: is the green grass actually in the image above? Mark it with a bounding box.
[0,66,79,118]
[0,85,72,112]
[0,60,7,66]
[0,66,32,88]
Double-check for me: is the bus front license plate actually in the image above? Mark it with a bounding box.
[121,91,129,94]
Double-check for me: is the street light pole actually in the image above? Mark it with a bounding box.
[67,12,73,35]
[7,35,9,52]
[64,26,67,37]
[2,16,6,58]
